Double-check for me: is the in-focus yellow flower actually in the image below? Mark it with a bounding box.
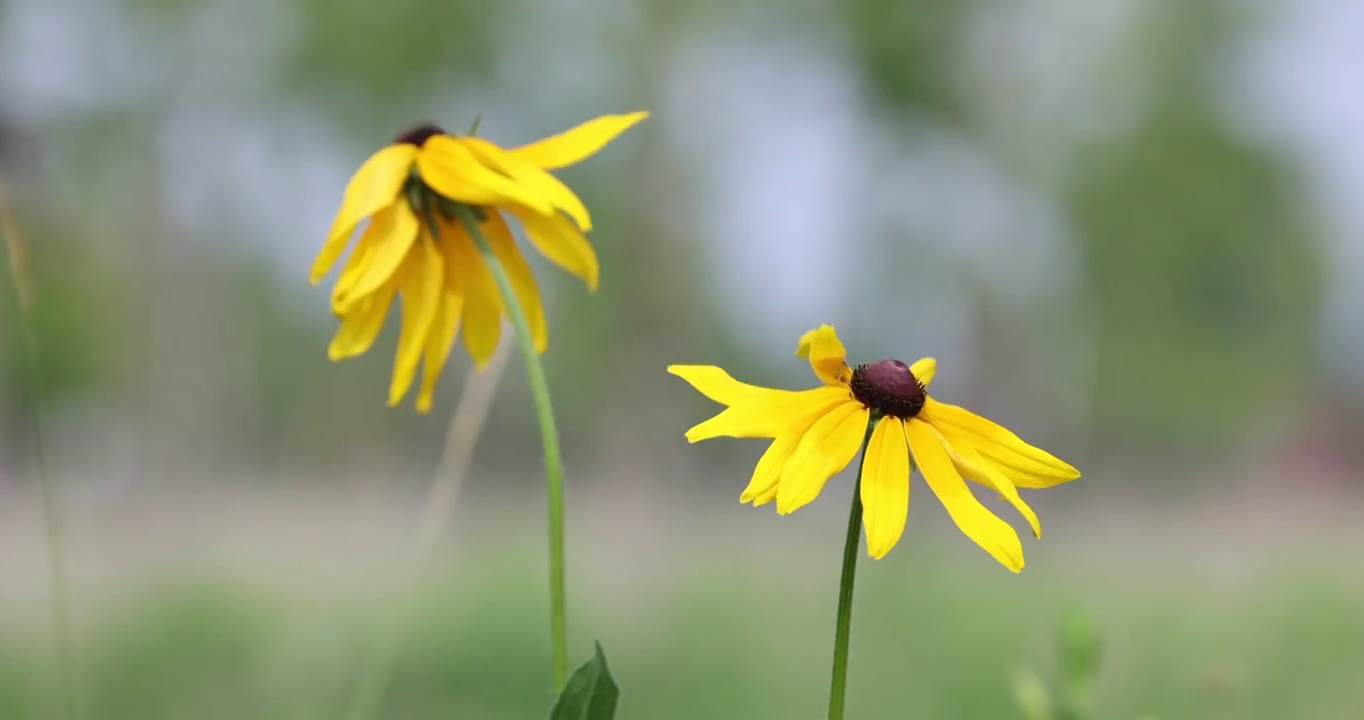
[668,325,1079,571]
[311,112,649,412]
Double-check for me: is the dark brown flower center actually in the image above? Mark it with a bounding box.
[850,359,925,419]
[394,123,445,148]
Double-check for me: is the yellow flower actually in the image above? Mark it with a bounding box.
[311,112,649,412]
[668,325,1080,571]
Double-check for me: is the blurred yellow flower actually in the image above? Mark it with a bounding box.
[668,325,1079,570]
[311,112,649,411]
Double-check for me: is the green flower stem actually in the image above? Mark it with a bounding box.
[3,196,78,720]
[828,418,879,720]
[453,204,571,691]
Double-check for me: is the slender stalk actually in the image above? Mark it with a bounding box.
[828,419,879,720]
[2,182,78,719]
[343,338,513,720]
[450,204,570,691]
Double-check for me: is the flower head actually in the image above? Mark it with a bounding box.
[312,112,649,411]
[668,325,1080,571]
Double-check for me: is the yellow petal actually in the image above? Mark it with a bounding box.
[508,111,650,171]
[462,294,502,368]
[735,390,854,505]
[775,402,870,514]
[748,482,781,507]
[667,365,825,408]
[482,210,548,352]
[741,435,801,506]
[462,138,593,232]
[333,200,421,315]
[905,418,1024,572]
[415,289,465,414]
[416,136,555,215]
[327,281,396,361]
[683,386,850,442]
[860,418,911,559]
[510,207,600,291]
[388,234,445,407]
[311,144,418,284]
[995,469,1080,490]
[795,324,852,386]
[443,219,503,368]
[921,398,1080,480]
[933,421,1041,538]
[910,357,937,387]
[331,231,376,304]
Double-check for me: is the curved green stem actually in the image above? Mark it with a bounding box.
[828,419,878,720]
[453,204,570,691]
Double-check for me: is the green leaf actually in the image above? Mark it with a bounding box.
[550,643,619,720]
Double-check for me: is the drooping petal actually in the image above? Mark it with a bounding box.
[905,418,1024,572]
[510,207,599,291]
[508,112,650,171]
[933,421,1041,538]
[741,435,801,506]
[683,386,851,442]
[481,210,547,352]
[910,357,937,387]
[443,218,503,368]
[327,281,397,361]
[311,144,418,284]
[747,481,781,507]
[795,324,852,386]
[333,200,421,315]
[330,231,376,306]
[921,398,1080,481]
[860,418,912,559]
[462,138,593,232]
[388,234,445,407]
[416,136,555,216]
[415,289,466,414]
[993,469,1080,490]
[775,402,870,514]
[739,392,847,505]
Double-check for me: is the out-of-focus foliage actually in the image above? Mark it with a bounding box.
[0,556,1358,719]
[1074,108,1320,452]
[0,0,1349,469]
[1070,2,1321,452]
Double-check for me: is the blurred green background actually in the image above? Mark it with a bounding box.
[2,0,1363,717]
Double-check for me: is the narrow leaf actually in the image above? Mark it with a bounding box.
[550,642,619,720]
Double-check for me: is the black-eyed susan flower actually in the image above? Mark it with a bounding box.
[668,325,1079,571]
[311,112,648,412]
